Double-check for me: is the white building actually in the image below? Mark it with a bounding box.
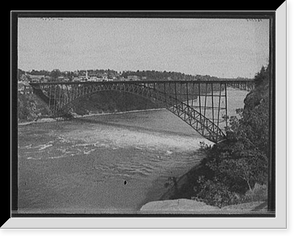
[127,75,140,81]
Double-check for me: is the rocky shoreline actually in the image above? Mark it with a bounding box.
[158,162,202,201]
[140,161,268,214]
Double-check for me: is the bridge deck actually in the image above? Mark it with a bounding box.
[30,79,255,86]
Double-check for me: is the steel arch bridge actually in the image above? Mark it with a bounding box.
[29,79,255,143]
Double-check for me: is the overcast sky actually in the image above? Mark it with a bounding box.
[18,18,269,78]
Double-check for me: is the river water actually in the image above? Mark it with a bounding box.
[17,88,248,214]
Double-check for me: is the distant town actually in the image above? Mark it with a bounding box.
[17,68,251,94]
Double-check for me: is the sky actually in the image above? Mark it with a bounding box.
[18,17,269,78]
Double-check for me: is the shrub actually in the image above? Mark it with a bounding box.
[192,175,240,208]
[242,183,268,203]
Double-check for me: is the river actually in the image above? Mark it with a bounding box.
[17,88,248,214]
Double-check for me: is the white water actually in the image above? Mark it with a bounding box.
[17,88,248,214]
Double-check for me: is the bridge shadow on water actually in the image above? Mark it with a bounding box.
[70,114,200,138]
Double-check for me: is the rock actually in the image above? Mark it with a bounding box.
[221,201,267,212]
[140,199,219,213]
[140,199,268,214]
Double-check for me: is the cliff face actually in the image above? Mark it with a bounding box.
[244,66,270,114]
[18,93,51,121]
[239,66,270,157]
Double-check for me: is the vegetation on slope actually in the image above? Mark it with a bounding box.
[168,65,270,208]
[69,91,163,115]
[17,90,163,121]
[18,93,51,121]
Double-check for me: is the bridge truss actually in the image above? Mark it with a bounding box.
[29,79,255,143]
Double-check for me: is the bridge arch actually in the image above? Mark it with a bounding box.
[31,82,227,143]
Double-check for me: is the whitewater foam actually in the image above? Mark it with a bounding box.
[60,126,213,152]
[38,143,53,150]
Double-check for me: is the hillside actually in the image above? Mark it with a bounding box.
[18,93,51,122]
[17,90,164,122]
[68,91,164,115]
[163,65,270,208]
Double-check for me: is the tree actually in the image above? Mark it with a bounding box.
[50,69,61,81]
[17,69,25,80]
[218,65,270,189]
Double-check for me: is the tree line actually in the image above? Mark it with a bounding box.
[18,68,222,82]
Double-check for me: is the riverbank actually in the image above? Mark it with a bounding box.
[18,118,56,126]
[156,161,204,201]
[18,108,166,126]
[140,67,271,214]
[140,159,268,214]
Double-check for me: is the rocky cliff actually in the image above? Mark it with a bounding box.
[18,93,51,122]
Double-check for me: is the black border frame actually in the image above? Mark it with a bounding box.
[9,10,277,222]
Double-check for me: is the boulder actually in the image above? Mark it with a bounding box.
[140,199,268,214]
[140,199,219,214]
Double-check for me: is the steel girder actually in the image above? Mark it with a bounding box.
[29,80,254,143]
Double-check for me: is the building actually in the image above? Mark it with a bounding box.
[19,74,29,83]
[78,75,87,82]
[98,73,108,81]
[26,74,46,82]
[127,75,140,81]
[18,81,33,94]
[118,76,127,81]
[23,73,52,83]
[88,76,101,82]
[72,77,81,82]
